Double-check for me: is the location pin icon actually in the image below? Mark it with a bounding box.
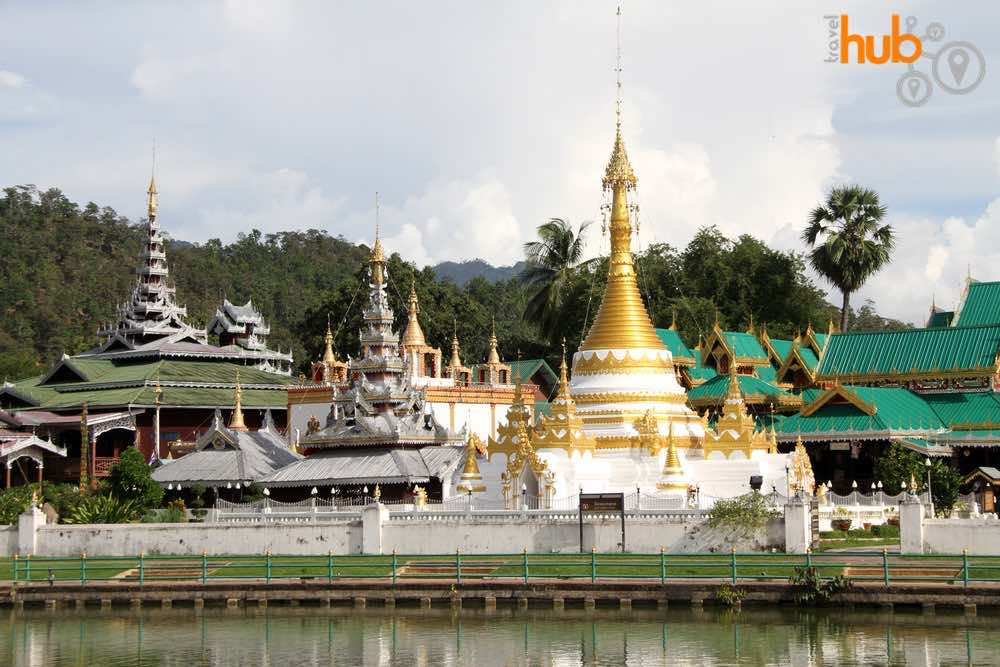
[948,48,970,85]
[908,77,921,99]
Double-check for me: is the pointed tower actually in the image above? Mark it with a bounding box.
[313,317,348,384]
[478,318,511,385]
[446,321,472,385]
[98,171,207,346]
[656,422,689,494]
[352,214,405,383]
[401,282,442,380]
[569,18,700,449]
[456,432,487,493]
[229,371,248,431]
[534,339,596,452]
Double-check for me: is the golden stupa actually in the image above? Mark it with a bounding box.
[568,70,702,449]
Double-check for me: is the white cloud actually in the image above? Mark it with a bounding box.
[0,70,26,88]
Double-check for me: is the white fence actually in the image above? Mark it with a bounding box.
[213,492,700,524]
[815,491,975,531]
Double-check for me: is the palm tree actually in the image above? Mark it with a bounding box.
[802,186,894,332]
[521,218,592,342]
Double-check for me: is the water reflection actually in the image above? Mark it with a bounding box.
[2,604,999,666]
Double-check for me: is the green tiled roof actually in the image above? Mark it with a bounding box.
[927,310,954,328]
[508,359,558,389]
[768,338,793,361]
[654,328,695,365]
[799,346,819,372]
[778,386,944,439]
[956,281,1000,327]
[723,332,769,361]
[816,324,1000,380]
[4,357,293,413]
[812,332,829,350]
[687,373,796,407]
[756,365,778,383]
[922,392,1000,429]
[686,354,717,384]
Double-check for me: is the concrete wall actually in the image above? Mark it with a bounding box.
[922,517,1000,555]
[0,526,16,555]
[32,521,361,557]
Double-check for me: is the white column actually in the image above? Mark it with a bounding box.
[361,502,389,554]
[783,493,811,554]
[899,493,925,554]
[17,505,46,556]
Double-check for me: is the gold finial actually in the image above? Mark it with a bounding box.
[449,320,463,369]
[402,281,426,347]
[558,337,569,394]
[229,370,247,431]
[746,313,755,335]
[457,433,487,493]
[669,308,678,331]
[727,361,741,398]
[487,317,500,364]
[154,371,163,406]
[322,314,337,365]
[370,192,386,268]
[146,142,158,222]
[374,483,381,501]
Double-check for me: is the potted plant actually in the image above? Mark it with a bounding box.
[831,506,852,532]
[885,507,900,527]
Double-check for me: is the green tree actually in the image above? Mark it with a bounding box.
[873,443,961,514]
[802,186,895,332]
[106,447,163,512]
[521,219,593,343]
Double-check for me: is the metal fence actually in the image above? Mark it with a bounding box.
[6,550,999,587]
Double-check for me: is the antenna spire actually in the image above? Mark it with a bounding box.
[375,191,381,240]
[615,4,623,130]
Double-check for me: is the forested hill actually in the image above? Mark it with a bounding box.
[0,185,908,382]
[433,259,526,285]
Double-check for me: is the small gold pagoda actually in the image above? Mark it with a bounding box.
[532,341,596,454]
[314,319,348,384]
[702,366,772,458]
[228,371,248,432]
[487,369,533,460]
[446,322,472,385]
[401,282,442,378]
[456,432,487,493]
[477,319,511,385]
[656,422,689,493]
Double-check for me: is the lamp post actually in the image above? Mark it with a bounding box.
[925,458,934,516]
[521,483,527,510]
[877,480,883,505]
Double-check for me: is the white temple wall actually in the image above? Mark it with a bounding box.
[426,401,502,441]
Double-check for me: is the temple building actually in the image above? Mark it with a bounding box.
[773,277,1000,492]
[444,69,802,507]
[0,175,295,487]
[265,231,465,500]
[287,241,534,448]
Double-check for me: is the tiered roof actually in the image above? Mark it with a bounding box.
[955,281,1000,327]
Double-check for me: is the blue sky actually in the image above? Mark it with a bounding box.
[1,1,998,325]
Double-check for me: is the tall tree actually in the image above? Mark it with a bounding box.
[520,218,593,343]
[802,186,895,332]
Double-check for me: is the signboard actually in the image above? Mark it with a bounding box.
[829,441,851,451]
[579,493,625,513]
[579,493,626,553]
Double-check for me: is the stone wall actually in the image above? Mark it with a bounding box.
[0,526,16,555]
[7,505,787,557]
[921,517,1000,555]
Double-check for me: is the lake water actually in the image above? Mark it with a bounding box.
[2,604,999,666]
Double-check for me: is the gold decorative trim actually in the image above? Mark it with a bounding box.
[801,385,877,417]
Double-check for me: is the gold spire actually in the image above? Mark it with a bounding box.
[448,320,463,369]
[578,63,664,352]
[147,142,158,220]
[657,422,688,492]
[487,317,501,364]
[322,315,337,365]
[229,370,247,431]
[557,338,570,396]
[402,281,426,347]
[370,192,386,283]
[746,313,755,335]
[146,175,158,221]
[669,308,678,331]
[726,362,741,399]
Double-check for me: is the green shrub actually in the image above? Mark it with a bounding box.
[64,495,142,524]
[846,528,870,538]
[140,506,187,523]
[871,524,899,538]
[106,447,163,513]
[819,530,847,539]
[790,566,852,605]
[708,492,780,530]
[716,583,745,608]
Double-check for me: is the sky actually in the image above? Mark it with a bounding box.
[2,1,999,325]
